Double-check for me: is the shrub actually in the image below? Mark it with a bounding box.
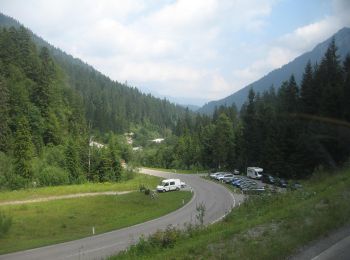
[0,152,15,189]
[139,184,146,192]
[36,166,70,186]
[0,211,12,237]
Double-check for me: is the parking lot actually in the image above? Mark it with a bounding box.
[209,172,286,194]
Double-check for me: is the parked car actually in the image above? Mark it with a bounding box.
[232,178,242,187]
[219,173,234,183]
[289,182,303,190]
[233,169,240,175]
[210,172,224,179]
[214,172,227,180]
[157,179,182,192]
[261,174,275,184]
[275,178,288,188]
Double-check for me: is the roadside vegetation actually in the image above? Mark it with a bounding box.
[113,167,350,259]
[0,173,159,203]
[0,190,192,254]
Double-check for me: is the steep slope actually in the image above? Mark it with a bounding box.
[0,13,188,133]
[199,27,350,114]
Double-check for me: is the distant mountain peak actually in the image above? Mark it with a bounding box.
[198,27,350,114]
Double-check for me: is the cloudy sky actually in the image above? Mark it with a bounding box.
[1,0,350,106]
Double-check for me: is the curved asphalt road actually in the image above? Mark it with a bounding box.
[0,169,239,260]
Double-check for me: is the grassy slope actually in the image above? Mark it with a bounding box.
[0,191,192,254]
[114,168,350,259]
[0,173,159,202]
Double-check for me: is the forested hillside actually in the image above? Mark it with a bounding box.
[0,25,186,190]
[0,14,192,190]
[142,40,350,178]
[0,13,188,134]
[0,26,89,188]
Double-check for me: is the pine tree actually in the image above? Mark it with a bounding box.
[65,139,81,183]
[0,76,10,152]
[212,113,234,169]
[343,54,350,121]
[13,116,34,179]
[317,38,343,118]
[241,89,260,166]
[300,60,317,114]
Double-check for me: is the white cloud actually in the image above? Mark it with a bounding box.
[3,0,348,105]
[232,0,350,94]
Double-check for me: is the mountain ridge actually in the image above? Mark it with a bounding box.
[0,12,189,133]
[199,27,350,114]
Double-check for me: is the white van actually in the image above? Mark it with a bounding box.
[157,179,183,192]
[246,167,263,179]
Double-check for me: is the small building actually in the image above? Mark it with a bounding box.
[151,138,165,143]
[132,146,143,151]
[89,141,105,149]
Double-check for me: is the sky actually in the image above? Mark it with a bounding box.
[1,0,350,106]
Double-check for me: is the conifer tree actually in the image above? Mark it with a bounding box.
[212,113,234,169]
[300,61,316,114]
[343,54,350,121]
[65,139,81,183]
[317,38,343,118]
[0,77,10,152]
[13,116,34,179]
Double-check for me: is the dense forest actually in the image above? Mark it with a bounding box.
[140,40,350,179]
[0,25,189,190]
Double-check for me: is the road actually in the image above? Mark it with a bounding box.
[0,169,242,260]
[290,224,350,260]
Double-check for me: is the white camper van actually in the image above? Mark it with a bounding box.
[157,179,184,192]
[247,167,263,179]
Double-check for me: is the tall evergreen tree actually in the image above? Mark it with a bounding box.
[212,113,234,169]
[317,38,343,118]
[0,76,10,152]
[343,54,350,121]
[13,116,34,179]
[300,60,317,114]
[65,139,81,183]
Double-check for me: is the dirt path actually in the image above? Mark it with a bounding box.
[0,191,134,206]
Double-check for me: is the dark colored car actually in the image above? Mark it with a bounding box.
[289,182,303,190]
[276,178,288,188]
[231,178,242,187]
[261,174,275,184]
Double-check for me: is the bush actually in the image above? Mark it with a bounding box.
[0,152,14,189]
[35,166,70,186]
[139,184,146,192]
[0,211,12,237]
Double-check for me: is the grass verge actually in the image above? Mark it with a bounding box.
[113,167,350,259]
[0,173,160,203]
[0,191,192,254]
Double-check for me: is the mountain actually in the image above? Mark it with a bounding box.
[0,13,189,133]
[199,27,350,114]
